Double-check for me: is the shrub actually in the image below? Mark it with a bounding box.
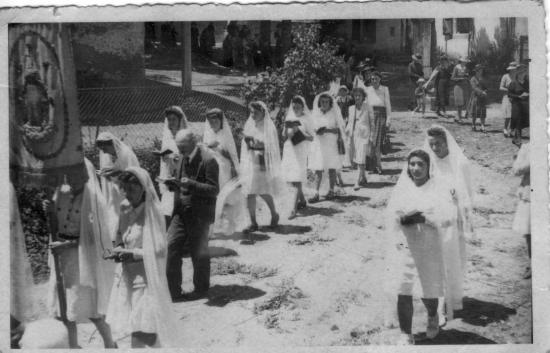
[241,23,346,128]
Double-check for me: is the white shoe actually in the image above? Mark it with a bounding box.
[426,314,440,339]
[395,333,415,345]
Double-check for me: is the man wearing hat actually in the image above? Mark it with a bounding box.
[507,61,530,145]
[408,53,424,110]
[499,61,518,137]
[425,55,453,117]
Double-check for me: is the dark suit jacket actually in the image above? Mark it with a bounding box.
[173,146,219,224]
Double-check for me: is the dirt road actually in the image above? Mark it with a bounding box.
[37,104,531,347]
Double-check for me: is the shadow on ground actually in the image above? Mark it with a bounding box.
[210,246,238,258]
[270,224,312,235]
[299,206,344,217]
[454,297,517,327]
[414,329,496,345]
[206,284,266,307]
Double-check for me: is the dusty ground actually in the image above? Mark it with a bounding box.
[24,102,530,348]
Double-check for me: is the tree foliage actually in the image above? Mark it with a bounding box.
[470,25,518,74]
[242,23,345,113]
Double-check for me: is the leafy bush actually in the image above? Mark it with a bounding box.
[470,25,518,75]
[242,23,345,120]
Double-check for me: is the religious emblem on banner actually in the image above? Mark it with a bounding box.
[9,24,87,188]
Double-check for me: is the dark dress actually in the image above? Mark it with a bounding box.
[435,65,452,109]
[508,78,530,130]
[468,76,488,121]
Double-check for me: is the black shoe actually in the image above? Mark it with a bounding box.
[270,213,280,228]
[243,223,259,234]
[297,200,307,210]
[179,290,208,302]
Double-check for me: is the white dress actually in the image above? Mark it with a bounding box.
[347,103,372,165]
[389,179,455,299]
[309,110,342,171]
[500,74,512,119]
[107,202,157,335]
[281,113,314,183]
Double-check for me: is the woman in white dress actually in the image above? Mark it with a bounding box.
[347,87,373,190]
[385,149,458,343]
[308,92,346,203]
[96,132,140,241]
[106,167,180,348]
[158,106,188,225]
[499,62,516,137]
[423,125,474,322]
[240,101,283,233]
[281,96,314,219]
[203,108,244,235]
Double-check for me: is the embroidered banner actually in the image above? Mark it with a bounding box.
[9,23,88,188]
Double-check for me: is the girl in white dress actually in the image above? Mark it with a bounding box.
[347,87,373,190]
[423,125,474,322]
[240,101,283,233]
[308,92,346,203]
[281,96,314,219]
[385,149,458,343]
[158,106,188,224]
[203,108,244,235]
[96,132,140,241]
[106,167,180,348]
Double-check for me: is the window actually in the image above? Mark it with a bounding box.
[456,18,474,34]
[390,26,395,37]
[442,18,453,36]
[519,36,529,62]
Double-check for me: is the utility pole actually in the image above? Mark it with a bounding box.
[181,22,192,93]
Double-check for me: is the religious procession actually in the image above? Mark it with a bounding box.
[10,17,532,348]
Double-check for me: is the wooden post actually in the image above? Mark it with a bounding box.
[181,22,192,93]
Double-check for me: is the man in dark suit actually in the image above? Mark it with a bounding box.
[165,129,219,301]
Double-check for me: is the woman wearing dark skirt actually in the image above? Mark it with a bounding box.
[365,71,392,174]
[468,65,488,132]
[508,64,530,146]
[425,56,452,117]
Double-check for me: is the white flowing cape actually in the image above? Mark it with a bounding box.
[203,112,246,235]
[97,132,140,240]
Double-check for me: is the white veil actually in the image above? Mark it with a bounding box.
[203,110,240,172]
[284,95,312,123]
[96,131,140,240]
[310,92,347,195]
[124,166,181,347]
[159,109,188,216]
[422,124,474,237]
[239,102,292,219]
[240,101,284,194]
[383,149,460,325]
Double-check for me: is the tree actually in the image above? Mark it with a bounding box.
[242,23,345,114]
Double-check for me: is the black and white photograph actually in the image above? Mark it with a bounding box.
[5,1,549,350]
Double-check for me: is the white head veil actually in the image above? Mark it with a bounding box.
[312,91,346,139]
[422,124,474,235]
[203,109,240,172]
[96,131,140,240]
[284,95,312,122]
[96,131,139,171]
[123,166,181,347]
[240,101,283,192]
[159,108,188,216]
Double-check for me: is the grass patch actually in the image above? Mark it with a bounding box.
[288,234,335,246]
[211,258,278,280]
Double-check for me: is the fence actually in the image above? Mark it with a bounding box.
[78,84,248,149]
